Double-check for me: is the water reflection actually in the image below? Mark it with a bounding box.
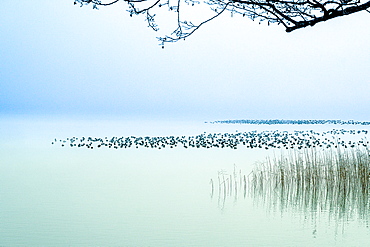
[213,148,370,228]
[210,165,248,209]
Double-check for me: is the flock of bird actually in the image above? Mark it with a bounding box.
[52,129,369,150]
[209,119,370,125]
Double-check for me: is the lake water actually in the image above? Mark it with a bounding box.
[1,116,370,246]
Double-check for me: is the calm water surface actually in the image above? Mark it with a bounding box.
[1,116,370,246]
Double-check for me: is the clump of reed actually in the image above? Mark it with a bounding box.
[249,147,370,222]
[210,165,247,209]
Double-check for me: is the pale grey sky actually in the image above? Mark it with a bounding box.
[1,1,370,121]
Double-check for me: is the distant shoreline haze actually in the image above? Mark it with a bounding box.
[207,119,370,125]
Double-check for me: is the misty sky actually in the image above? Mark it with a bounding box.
[1,1,370,121]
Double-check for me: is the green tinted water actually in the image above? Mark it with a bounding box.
[1,116,370,246]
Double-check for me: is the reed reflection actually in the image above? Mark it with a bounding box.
[250,148,370,224]
[213,148,370,226]
[211,165,248,209]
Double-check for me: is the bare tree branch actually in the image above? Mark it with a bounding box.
[286,0,370,31]
[74,0,370,44]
